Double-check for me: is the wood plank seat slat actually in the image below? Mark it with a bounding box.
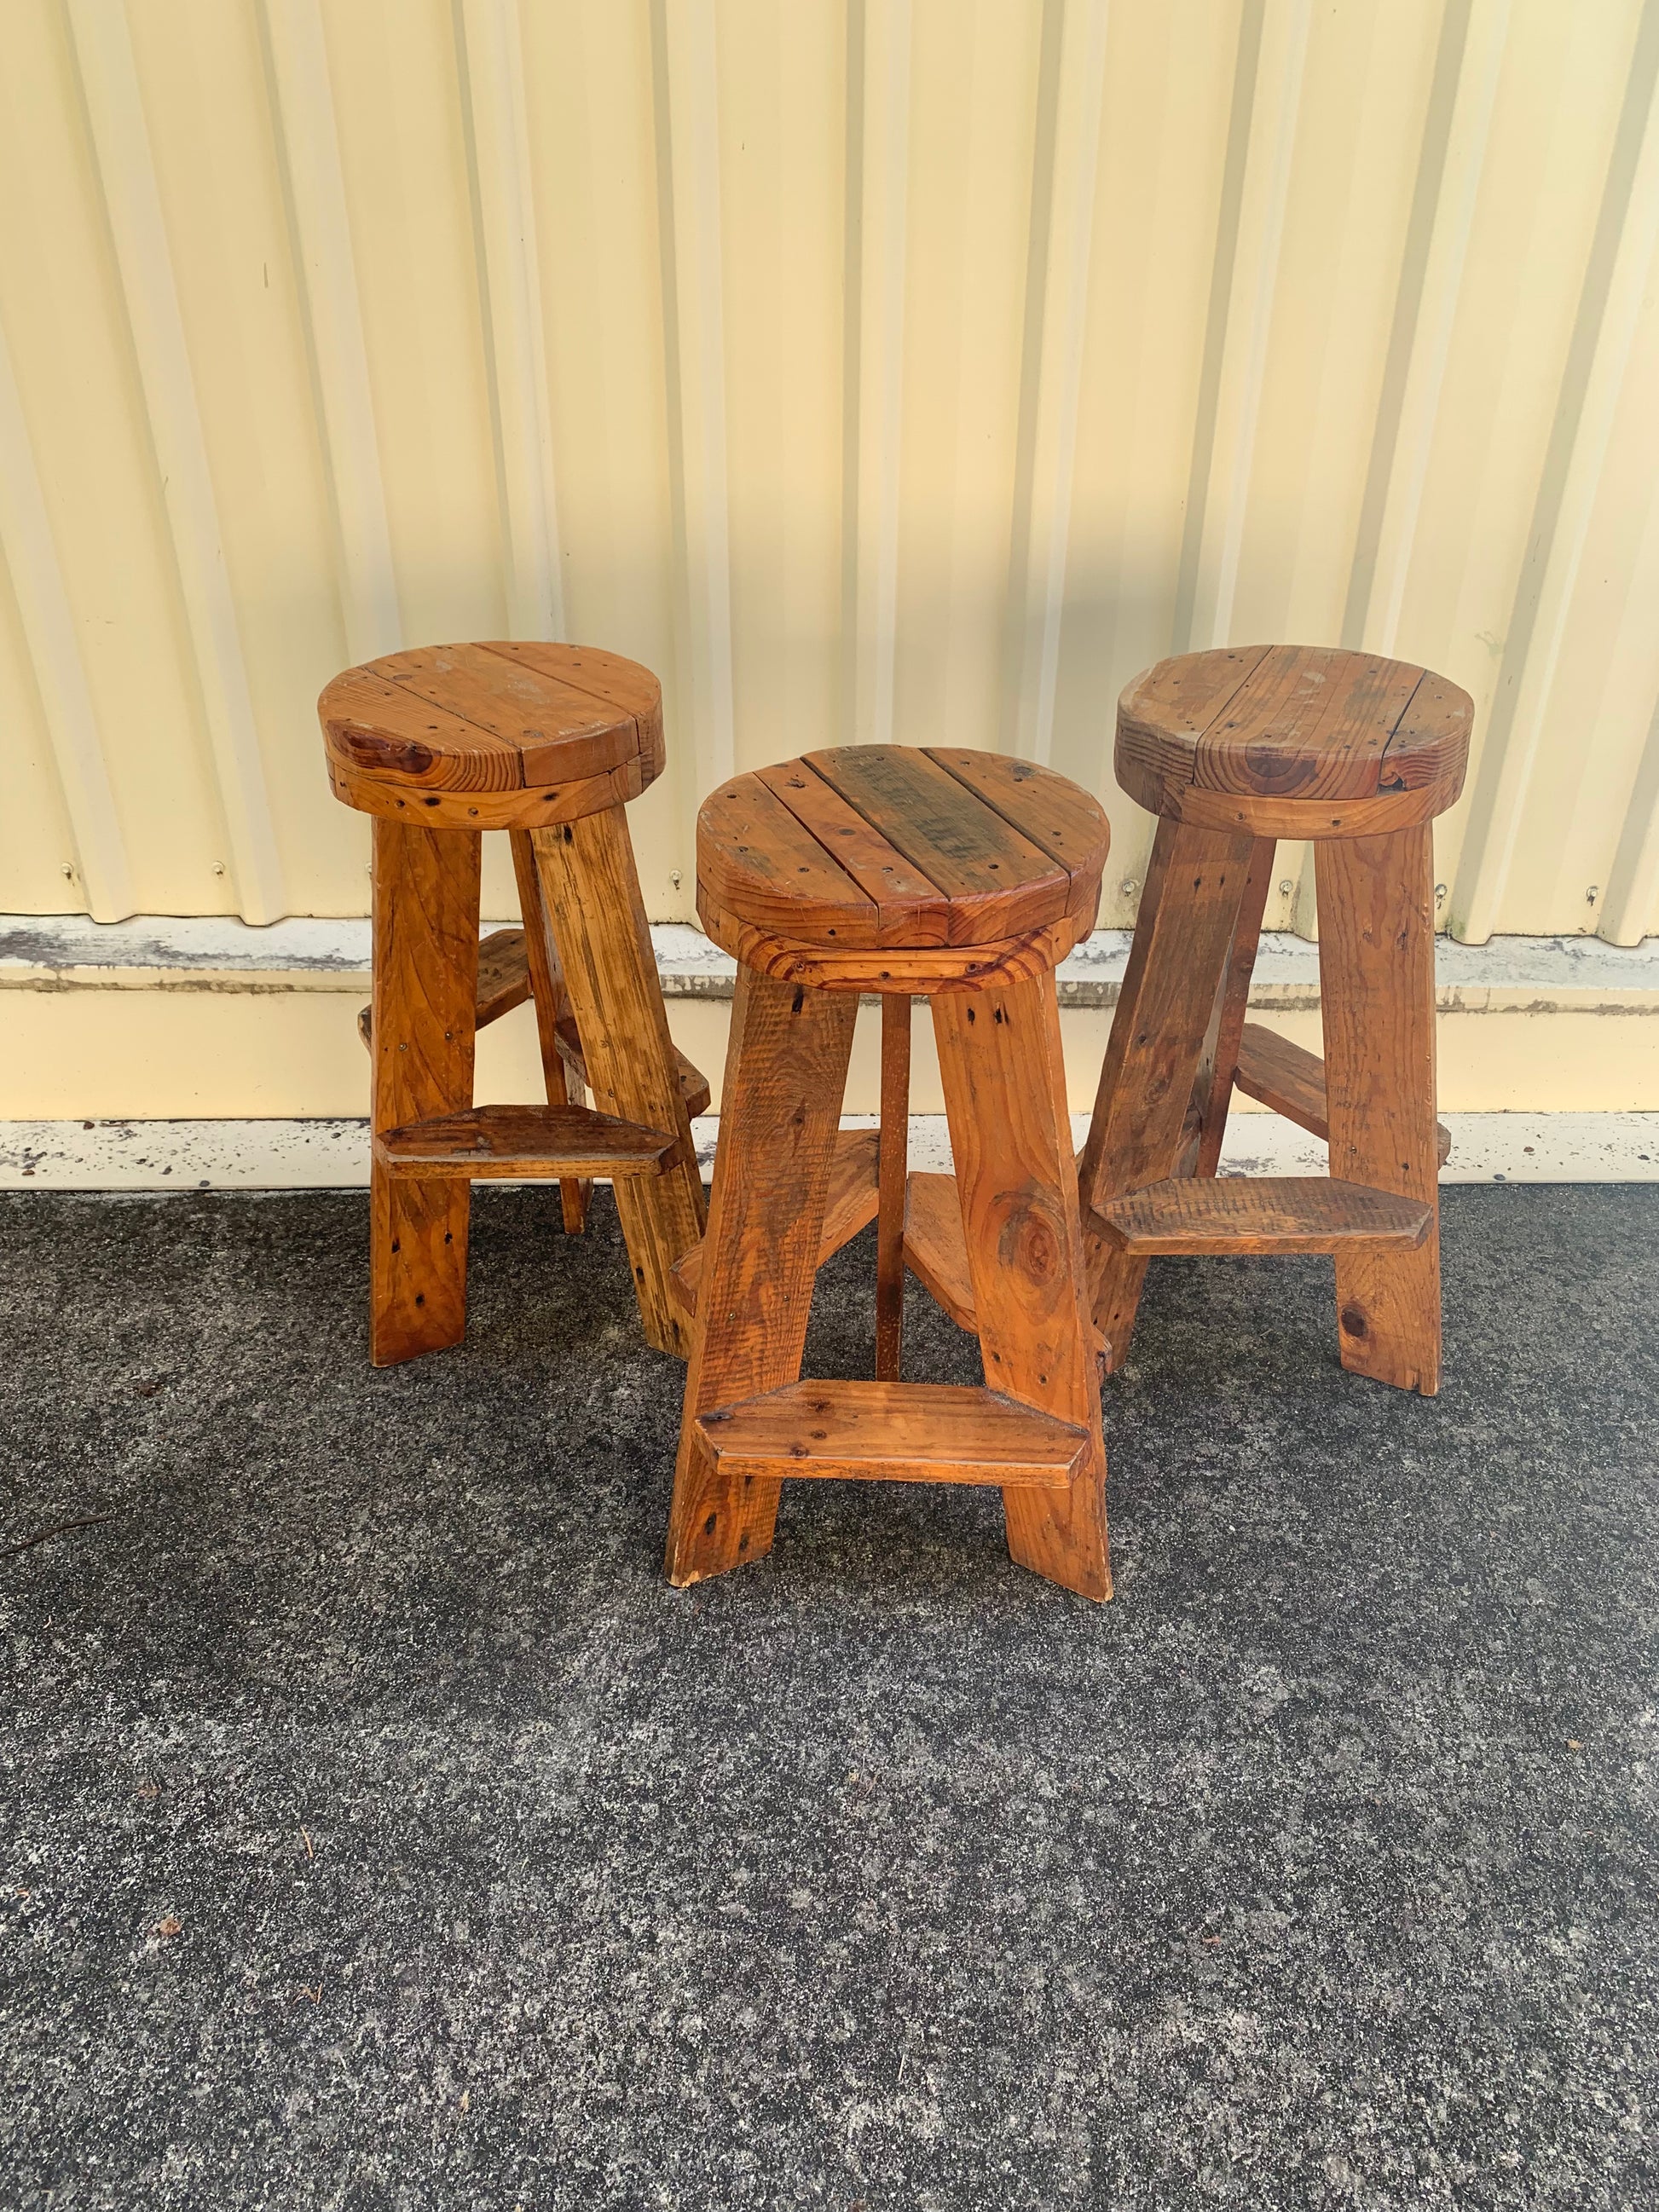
[1233,1022,1452,1166]
[1090,1175,1432,1256]
[667,1128,880,1322]
[691,1380,1090,1489]
[375,1102,679,1180]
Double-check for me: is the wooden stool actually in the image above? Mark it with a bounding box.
[665,745,1113,1600]
[1079,644,1472,1395]
[321,641,708,1366]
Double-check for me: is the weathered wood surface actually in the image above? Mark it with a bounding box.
[321,640,662,795]
[668,1128,879,1323]
[1318,823,1443,1393]
[876,995,911,1382]
[1116,644,1471,807]
[1090,1175,1431,1255]
[665,969,858,1584]
[934,974,1110,1601]
[511,829,589,1233]
[375,1102,677,1180]
[1079,817,1251,1367]
[368,820,480,1366]
[532,807,707,1359]
[692,1381,1088,1489]
[1232,1021,1452,1166]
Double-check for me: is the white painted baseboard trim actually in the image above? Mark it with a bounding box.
[3,1112,1655,1189]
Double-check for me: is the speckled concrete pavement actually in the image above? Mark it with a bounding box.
[1,1185,1655,2211]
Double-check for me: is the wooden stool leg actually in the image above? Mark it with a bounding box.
[369,819,480,1366]
[530,807,708,1359]
[1316,825,1441,1394]
[934,977,1110,1602]
[510,829,589,1237]
[1191,836,1275,1176]
[666,970,858,1585]
[1078,817,1253,1368]
[875,993,910,1382]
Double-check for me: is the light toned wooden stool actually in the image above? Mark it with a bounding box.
[321,641,708,1366]
[665,744,1113,1600]
[1080,644,1472,1395]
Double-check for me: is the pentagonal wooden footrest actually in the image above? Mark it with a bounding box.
[667,1128,879,1321]
[357,926,713,1118]
[1234,1022,1451,1167]
[692,1380,1089,1488]
[375,1103,679,1181]
[1090,1175,1432,1255]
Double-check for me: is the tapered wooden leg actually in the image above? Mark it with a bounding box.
[934,978,1110,1601]
[369,820,480,1366]
[1191,837,1276,1176]
[1316,825,1441,1394]
[875,994,911,1382]
[510,829,588,1236]
[1078,817,1253,1367]
[531,808,708,1359]
[666,971,858,1585]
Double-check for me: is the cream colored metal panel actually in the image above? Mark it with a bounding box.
[0,0,1654,957]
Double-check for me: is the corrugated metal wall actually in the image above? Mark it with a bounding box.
[2,0,1657,943]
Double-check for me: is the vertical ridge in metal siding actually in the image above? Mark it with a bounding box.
[66,0,285,925]
[1452,1,1659,943]
[1004,0,1110,767]
[1175,0,1313,655]
[455,0,564,644]
[650,0,735,791]
[1602,681,1659,944]
[842,0,910,749]
[0,315,135,921]
[1344,0,1510,658]
[259,0,402,667]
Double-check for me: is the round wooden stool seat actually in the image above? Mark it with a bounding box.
[321,641,664,830]
[1116,644,1471,838]
[696,745,1110,991]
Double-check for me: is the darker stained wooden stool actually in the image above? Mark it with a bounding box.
[665,744,1113,1600]
[1080,644,1473,1395]
[321,641,708,1366]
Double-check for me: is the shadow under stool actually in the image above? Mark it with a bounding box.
[1078,644,1472,1396]
[320,640,708,1366]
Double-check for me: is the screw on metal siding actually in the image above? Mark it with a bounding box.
[1435,883,1448,904]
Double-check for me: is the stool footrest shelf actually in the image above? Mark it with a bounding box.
[1090,1175,1432,1255]
[376,1102,679,1180]
[692,1380,1089,1488]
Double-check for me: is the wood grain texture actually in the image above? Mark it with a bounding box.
[693,1381,1088,1489]
[805,746,1069,942]
[1079,818,1251,1367]
[876,993,911,1381]
[532,806,707,1358]
[1191,837,1276,1178]
[665,969,858,1584]
[1317,824,1442,1393]
[327,749,652,830]
[696,902,1090,994]
[368,820,480,1366]
[934,974,1110,1602]
[754,759,953,944]
[923,747,1110,911]
[698,774,879,943]
[1090,1175,1431,1255]
[511,829,587,1234]
[1232,1020,1452,1166]
[320,639,659,794]
[903,1170,978,1335]
[667,1127,879,1322]
[1114,644,1471,817]
[375,1101,677,1178]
